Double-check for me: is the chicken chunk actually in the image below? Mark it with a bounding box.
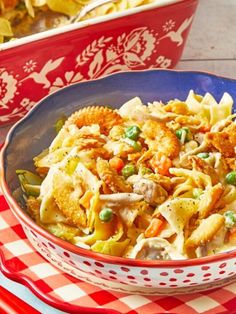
[99,193,144,204]
[125,237,185,260]
[132,178,168,206]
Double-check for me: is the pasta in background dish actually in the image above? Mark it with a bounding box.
[79,0,155,20]
[0,0,156,43]
[17,90,236,260]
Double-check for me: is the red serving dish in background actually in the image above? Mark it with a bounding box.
[0,0,198,126]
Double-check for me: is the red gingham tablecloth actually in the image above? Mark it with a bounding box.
[0,191,236,314]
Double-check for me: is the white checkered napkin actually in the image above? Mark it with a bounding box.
[4,240,33,256]
[120,295,150,308]
[29,263,59,278]
[54,284,87,301]
[186,296,220,313]
[0,214,9,230]
[224,282,236,294]
[1,190,236,314]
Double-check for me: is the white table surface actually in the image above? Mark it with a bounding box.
[1,0,236,313]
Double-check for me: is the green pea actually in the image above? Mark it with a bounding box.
[175,129,183,139]
[175,127,191,143]
[132,141,142,152]
[125,125,141,141]
[226,171,236,186]
[224,211,236,228]
[139,166,152,176]
[99,208,113,222]
[197,152,210,159]
[122,164,136,178]
[192,188,203,199]
[123,138,142,151]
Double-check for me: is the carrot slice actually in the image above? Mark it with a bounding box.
[3,0,18,8]
[109,157,125,173]
[150,152,172,176]
[144,218,164,238]
[199,124,211,133]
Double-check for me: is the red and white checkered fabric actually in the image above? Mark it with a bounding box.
[0,192,236,314]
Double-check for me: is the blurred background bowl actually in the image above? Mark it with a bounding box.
[2,69,236,295]
[0,0,198,126]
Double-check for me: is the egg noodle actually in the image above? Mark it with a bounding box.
[0,0,155,43]
[17,91,236,260]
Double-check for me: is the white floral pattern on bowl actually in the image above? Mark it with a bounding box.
[0,0,198,125]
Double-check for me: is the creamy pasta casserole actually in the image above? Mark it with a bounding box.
[0,0,156,43]
[17,91,236,260]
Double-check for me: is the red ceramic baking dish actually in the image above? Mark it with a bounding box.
[0,0,198,126]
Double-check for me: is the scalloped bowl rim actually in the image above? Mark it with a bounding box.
[1,69,236,268]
